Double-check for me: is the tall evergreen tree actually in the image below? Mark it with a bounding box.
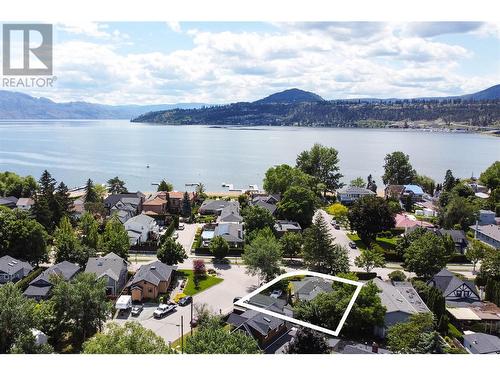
[443,169,459,192]
[181,191,191,218]
[54,216,81,264]
[53,182,73,225]
[106,177,128,195]
[79,212,100,250]
[99,217,130,259]
[84,179,99,203]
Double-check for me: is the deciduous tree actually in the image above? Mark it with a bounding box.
[279,232,303,260]
[99,216,130,260]
[286,328,329,354]
[157,236,187,265]
[354,248,386,273]
[208,236,230,260]
[243,228,282,282]
[348,195,395,244]
[382,151,416,185]
[106,176,128,195]
[403,231,448,279]
[242,205,275,235]
[278,185,317,228]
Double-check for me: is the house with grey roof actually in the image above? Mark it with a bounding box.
[291,277,333,302]
[199,199,243,222]
[427,268,481,307]
[16,197,34,211]
[0,196,18,209]
[0,255,33,284]
[337,186,375,204]
[124,261,176,302]
[214,222,244,248]
[470,223,500,249]
[85,252,128,296]
[23,261,80,300]
[463,332,500,354]
[371,278,430,337]
[438,229,468,253]
[250,194,280,216]
[273,220,301,237]
[105,192,144,224]
[124,213,159,246]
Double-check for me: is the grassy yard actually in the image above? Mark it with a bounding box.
[176,270,223,296]
[347,233,397,251]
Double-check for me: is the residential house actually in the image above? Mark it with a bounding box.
[124,261,176,302]
[469,224,500,249]
[105,192,144,223]
[0,255,33,284]
[371,278,430,337]
[438,229,468,253]
[199,199,239,216]
[394,213,434,231]
[273,220,302,237]
[218,203,243,223]
[0,196,18,209]
[478,210,496,225]
[71,197,85,219]
[290,276,332,302]
[336,186,375,204]
[447,302,500,335]
[213,222,244,248]
[402,185,425,202]
[250,194,280,216]
[16,197,34,210]
[463,332,500,354]
[142,191,168,216]
[124,213,159,246]
[227,295,290,353]
[23,261,80,300]
[427,269,481,307]
[167,191,196,214]
[85,252,128,296]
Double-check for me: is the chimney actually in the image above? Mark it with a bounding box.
[371,342,379,353]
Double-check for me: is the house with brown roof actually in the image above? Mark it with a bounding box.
[124,261,176,302]
[16,197,34,210]
[167,191,196,214]
[142,191,168,216]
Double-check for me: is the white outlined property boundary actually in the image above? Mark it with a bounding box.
[233,270,363,337]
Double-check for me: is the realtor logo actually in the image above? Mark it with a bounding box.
[2,24,53,76]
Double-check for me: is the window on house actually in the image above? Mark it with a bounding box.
[455,290,462,297]
[149,288,153,293]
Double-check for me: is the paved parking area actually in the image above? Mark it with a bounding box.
[175,223,202,253]
[113,263,259,345]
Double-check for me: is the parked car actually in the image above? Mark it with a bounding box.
[349,242,357,249]
[172,232,179,240]
[270,290,283,299]
[153,303,176,318]
[131,304,143,316]
[178,296,192,306]
[334,224,341,230]
[178,223,185,230]
[331,219,336,225]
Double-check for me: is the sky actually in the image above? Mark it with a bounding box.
[2,21,500,105]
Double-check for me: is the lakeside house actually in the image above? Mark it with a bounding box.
[478,210,497,225]
[371,278,430,337]
[142,191,168,217]
[394,213,434,231]
[249,194,280,216]
[0,255,33,284]
[85,252,129,296]
[124,213,159,246]
[124,261,176,302]
[105,192,144,223]
[167,191,196,215]
[385,184,425,203]
[273,220,302,237]
[23,261,80,300]
[469,223,500,249]
[290,277,332,302]
[16,197,34,210]
[0,196,18,209]
[336,186,375,204]
[213,222,244,248]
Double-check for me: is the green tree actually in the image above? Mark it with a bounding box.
[382,151,416,185]
[439,196,478,230]
[325,202,349,226]
[51,273,111,349]
[157,236,187,265]
[350,177,365,188]
[79,212,100,250]
[208,235,230,261]
[443,169,459,192]
[106,176,128,195]
[388,270,407,282]
[480,247,500,279]
[242,205,275,235]
[296,143,344,196]
[386,313,436,353]
[277,185,317,228]
[403,231,448,279]
[54,216,82,264]
[84,179,99,204]
[466,239,487,273]
[302,214,349,275]
[32,170,58,231]
[0,283,36,353]
[414,175,436,195]
[181,191,192,218]
[286,328,329,354]
[263,164,315,196]
[83,322,173,354]
[0,207,48,265]
[186,317,261,354]
[348,195,395,244]
[279,232,303,260]
[0,171,37,198]
[243,228,282,282]
[157,180,173,192]
[354,247,386,273]
[53,182,73,225]
[479,161,500,190]
[99,216,130,260]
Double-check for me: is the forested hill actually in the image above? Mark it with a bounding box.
[132,86,500,128]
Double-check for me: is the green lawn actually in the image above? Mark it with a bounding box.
[346,233,397,251]
[176,270,223,296]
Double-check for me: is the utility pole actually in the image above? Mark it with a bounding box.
[190,299,194,337]
[180,315,184,354]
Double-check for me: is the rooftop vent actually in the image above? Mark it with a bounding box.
[150,266,156,270]
[263,317,272,323]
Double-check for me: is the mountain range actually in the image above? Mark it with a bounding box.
[0,85,499,121]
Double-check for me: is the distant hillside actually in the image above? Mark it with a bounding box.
[254,88,324,104]
[458,84,500,101]
[0,91,206,120]
[132,85,500,128]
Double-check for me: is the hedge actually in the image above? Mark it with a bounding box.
[447,323,463,340]
[15,266,46,291]
[165,216,178,237]
[355,271,377,280]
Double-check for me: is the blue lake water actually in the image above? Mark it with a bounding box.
[0,120,498,192]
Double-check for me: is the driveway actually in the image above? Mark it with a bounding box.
[113,262,259,345]
[175,223,202,253]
